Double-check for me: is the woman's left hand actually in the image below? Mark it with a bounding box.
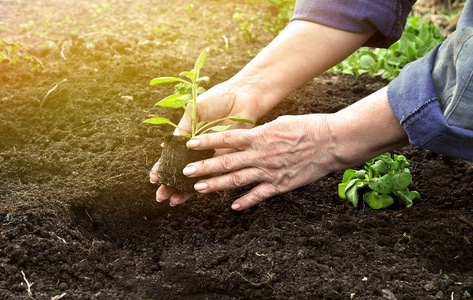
[182,114,338,210]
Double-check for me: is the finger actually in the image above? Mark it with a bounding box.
[169,191,193,206]
[214,147,238,157]
[231,183,281,211]
[156,185,174,202]
[184,151,253,177]
[149,161,159,184]
[193,167,268,193]
[186,129,250,151]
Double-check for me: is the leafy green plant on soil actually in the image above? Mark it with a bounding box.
[233,9,259,42]
[261,0,296,34]
[330,14,445,81]
[0,39,22,64]
[338,153,421,209]
[233,0,295,41]
[144,49,254,137]
[0,39,43,70]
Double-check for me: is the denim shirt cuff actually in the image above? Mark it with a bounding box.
[387,44,473,161]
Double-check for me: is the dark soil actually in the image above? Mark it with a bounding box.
[1,1,472,299]
[158,135,215,193]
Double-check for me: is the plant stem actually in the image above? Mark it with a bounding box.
[195,117,231,135]
[191,81,198,137]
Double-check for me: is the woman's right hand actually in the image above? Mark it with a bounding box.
[149,80,263,206]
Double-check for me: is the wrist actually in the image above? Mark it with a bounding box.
[326,87,409,171]
[226,74,282,122]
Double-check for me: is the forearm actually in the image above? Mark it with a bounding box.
[327,86,409,170]
[229,20,375,120]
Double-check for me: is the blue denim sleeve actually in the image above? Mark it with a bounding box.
[387,0,473,161]
[291,0,416,48]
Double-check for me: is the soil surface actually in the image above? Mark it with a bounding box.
[1,1,472,299]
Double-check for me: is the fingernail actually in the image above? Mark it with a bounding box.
[183,166,196,176]
[150,173,157,184]
[186,139,200,148]
[170,202,175,207]
[194,182,208,192]
[156,198,162,203]
[231,203,241,210]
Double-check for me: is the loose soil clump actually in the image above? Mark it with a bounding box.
[1,1,472,299]
[158,135,215,193]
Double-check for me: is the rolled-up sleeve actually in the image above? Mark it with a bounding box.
[291,0,416,48]
[387,0,473,161]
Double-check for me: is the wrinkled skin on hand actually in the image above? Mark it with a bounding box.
[180,114,338,210]
[149,81,261,206]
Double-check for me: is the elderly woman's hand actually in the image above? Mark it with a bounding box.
[182,114,338,210]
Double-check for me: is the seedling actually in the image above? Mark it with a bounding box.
[330,14,445,81]
[144,49,254,136]
[338,153,421,209]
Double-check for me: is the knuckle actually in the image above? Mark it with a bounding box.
[221,154,233,172]
[230,171,245,187]
[221,131,234,147]
[258,184,280,200]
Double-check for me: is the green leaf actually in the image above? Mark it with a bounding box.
[196,121,207,131]
[345,179,366,207]
[371,160,389,176]
[394,154,410,169]
[195,76,210,84]
[179,71,196,80]
[419,26,430,42]
[406,43,417,61]
[394,188,414,208]
[386,57,402,65]
[227,116,255,125]
[338,183,349,199]
[177,94,192,102]
[155,94,185,108]
[150,77,188,85]
[196,86,206,94]
[341,169,356,183]
[391,171,412,191]
[364,191,394,209]
[207,125,231,132]
[376,153,394,165]
[338,170,358,199]
[410,190,421,200]
[174,82,192,94]
[194,49,208,76]
[143,117,178,126]
[359,54,376,69]
[368,174,393,194]
[143,118,188,135]
[355,170,367,179]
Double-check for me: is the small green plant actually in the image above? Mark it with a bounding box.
[0,39,22,64]
[338,153,421,209]
[144,49,254,137]
[234,0,295,40]
[262,0,295,34]
[330,14,445,81]
[233,10,259,42]
[0,39,43,70]
[186,4,194,14]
